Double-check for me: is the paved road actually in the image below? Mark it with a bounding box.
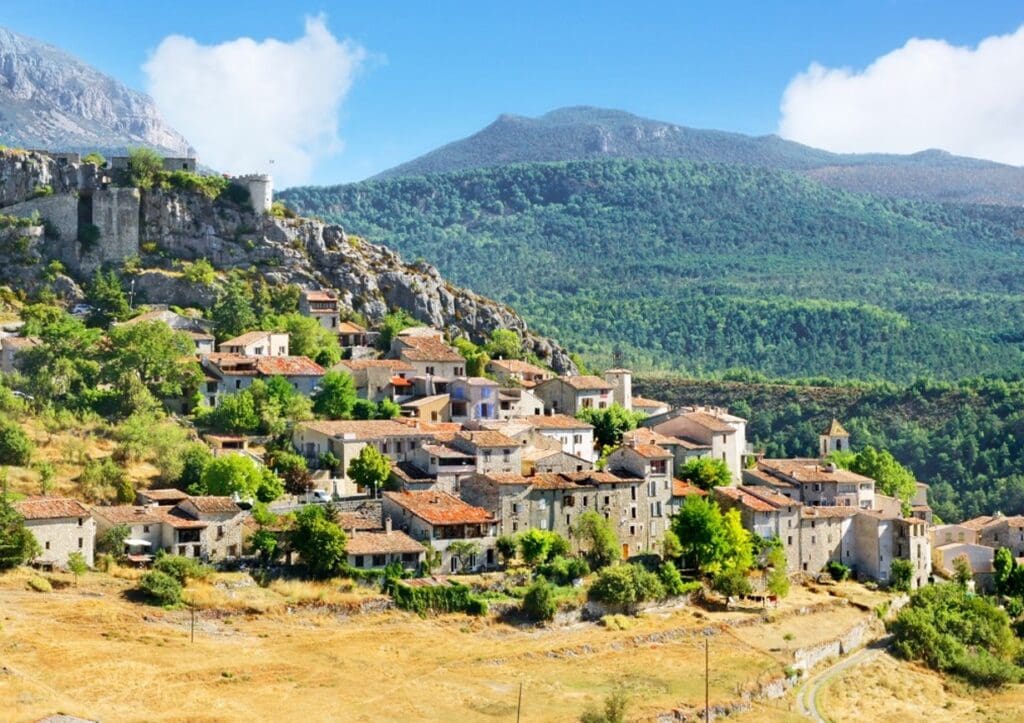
[796,637,892,722]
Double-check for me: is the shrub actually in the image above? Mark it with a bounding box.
[713,568,752,598]
[522,577,557,621]
[953,650,1022,687]
[536,555,590,586]
[826,561,851,582]
[27,575,52,593]
[77,223,101,249]
[179,258,217,285]
[465,597,489,616]
[0,417,33,465]
[890,558,914,592]
[580,687,629,723]
[390,580,486,616]
[658,560,686,596]
[138,570,182,606]
[153,553,212,584]
[496,534,518,565]
[29,184,53,199]
[589,564,667,609]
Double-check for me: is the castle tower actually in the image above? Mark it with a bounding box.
[819,418,850,457]
[233,174,273,214]
[603,368,633,411]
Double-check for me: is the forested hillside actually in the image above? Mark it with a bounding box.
[281,158,1024,381]
[636,373,1024,523]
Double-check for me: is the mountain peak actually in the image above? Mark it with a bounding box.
[0,25,192,156]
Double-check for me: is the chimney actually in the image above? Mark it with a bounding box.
[385,516,393,533]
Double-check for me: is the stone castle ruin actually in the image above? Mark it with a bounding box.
[0,149,272,276]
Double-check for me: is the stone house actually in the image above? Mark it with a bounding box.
[974,515,1024,556]
[602,368,633,410]
[399,394,451,423]
[391,331,466,378]
[396,442,478,493]
[382,490,498,572]
[818,419,851,457]
[533,375,613,415]
[217,331,290,357]
[934,542,995,591]
[630,396,670,416]
[746,459,875,509]
[298,289,340,331]
[798,506,858,575]
[461,471,586,538]
[333,358,416,402]
[519,414,596,461]
[346,518,425,571]
[715,485,803,572]
[522,448,592,475]
[641,408,747,482]
[451,431,522,475]
[338,321,369,349]
[486,358,551,387]
[200,353,325,406]
[930,522,979,548]
[496,387,546,419]
[449,377,499,423]
[606,442,674,522]
[668,478,707,516]
[135,488,190,506]
[623,427,711,473]
[853,511,931,589]
[911,482,933,524]
[15,497,95,568]
[93,496,245,562]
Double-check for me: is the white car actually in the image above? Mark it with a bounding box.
[310,489,332,503]
[70,303,93,316]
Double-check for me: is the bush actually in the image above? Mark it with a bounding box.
[890,558,914,592]
[536,555,590,586]
[0,417,33,465]
[658,560,687,596]
[138,570,182,606]
[390,580,486,616]
[826,561,851,582]
[713,568,753,598]
[26,575,52,593]
[953,650,1023,687]
[153,553,212,584]
[522,577,558,621]
[77,223,101,249]
[589,564,666,609]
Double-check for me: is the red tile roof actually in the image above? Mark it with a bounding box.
[555,375,613,391]
[521,414,594,430]
[335,359,416,372]
[346,530,424,556]
[92,505,166,524]
[758,459,873,485]
[15,497,92,520]
[678,411,735,434]
[487,359,550,376]
[631,396,667,409]
[338,321,366,334]
[254,356,325,376]
[185,496,242,514]
[671,479,707,498]
[396,336,464,362]
[218,331,276,348]
[384,490,494,525]
[137,488,190,502]
[456,430,518,448]
[800,506,859,519]
[624,443,673,460]
[299,419,421,440]
[303,290,338,302]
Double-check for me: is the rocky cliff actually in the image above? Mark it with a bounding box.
[0,27,192,156]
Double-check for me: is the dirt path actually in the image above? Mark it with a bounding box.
[796,637,892,722]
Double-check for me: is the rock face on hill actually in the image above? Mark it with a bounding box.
[0,149,577,374]
[0,26,192,156]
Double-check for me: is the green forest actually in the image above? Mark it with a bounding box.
[281,158,1024,381]
[636,373,1024,523]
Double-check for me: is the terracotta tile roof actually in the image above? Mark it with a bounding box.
[92,505,166,524]
[624,443,673,460]
[253,356,325,376]
[137,488,190,502]
[298,419,419,440]
[346,530,424,556]
[218,331,275,348]
[530,473,587,490]
[556,375,613,391]
[822,418,850,436]
[630,396,667,409]
[671,479,707,498]
[716,485,798,512]
[335,358,415,372]
[678,411,735,434]
[160,508,209,529]
[401,394,449,409]
[337,321,365,333]
[15,497,92,520]
[396,336,464,362]
[303,290,337,302]
[203,353,260,375]
[562,470,640,486]
[460,377,499,387]
[185,496,241,514]
[391,461,435,483]
[487,359,550,376]
[390,375,414,387]
[384,490,495,525]
[521,447,563,462]
[336,503,383,531]
[520,414,594,430]
[470,471,534,486]
[456,430,518,448]
[758,459,874,485]
[801,506,859,519]
[393,419,463,435]
[421,443,473,459]
[624,428,676,447]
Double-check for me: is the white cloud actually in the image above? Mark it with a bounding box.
[778,26,1024,165]
[144,16,365,186]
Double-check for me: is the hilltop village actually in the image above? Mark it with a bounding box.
[3,150,1024,720]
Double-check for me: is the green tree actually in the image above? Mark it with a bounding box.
[579,688,628,723]
[484,329,523,360]
[993,547,1015,595]
[313,370,358,419]
[518,529,559,566]
[448,540,480,572]
[290,504,347,579]
[211,279,258,340]
[97,523,131,559]
[85,269,131,327]
[266,449,313,496]
[376,399,401,419]
[0,418,34,465]
[835,446,918,503]
[0,486,41,570]
[678,457,732,491]
[347,445,391,498]
[588,564,666,607]
[82,152,106,166]
[765,543,790,598]
[890,558,915,593]
[266,312,341,366]
[952,554,973,588]
[496,534,518,566]
[138,570,182,606]
[34,461,55,495]
[377,310,418,351]
[203,391,260,434]
[198,454,284,502]
[105,321,201,399]
[79,458,134,503]
[67,550,88,586]
[572,510,620,569]
[126,147,164,189]
[522,576,557,621]
[713,567,753,598]
[661,529,683,560]
[576,404,646,448]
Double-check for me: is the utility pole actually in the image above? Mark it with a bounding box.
[705,637,710,723]
[190,601,195,643]
[516,680,523,723]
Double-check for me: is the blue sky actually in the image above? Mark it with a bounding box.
[6,2,1024,185]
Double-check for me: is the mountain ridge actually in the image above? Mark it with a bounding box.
[0,26,192,157]
[374,105,1024,205]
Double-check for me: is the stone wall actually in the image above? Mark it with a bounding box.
[2,194,78,243]
[89,187,140,267]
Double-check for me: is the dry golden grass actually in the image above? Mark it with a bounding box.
[819,651,1024,722]
[0,569,862,722]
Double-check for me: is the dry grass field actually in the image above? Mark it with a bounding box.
[0,570,884,722]
[819,651,1024,722]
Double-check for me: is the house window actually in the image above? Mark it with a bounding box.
[512,521,519,532]
[426,366,435,375]
[566,514,571,526]
[354,555,365,568]
[143,525,150,533]
[483,451,492,463]
[603,496,610,506]
[811,536,816,544]
[235,380,242,389]
[450,557,457,572]
[78,518,83,527]
[573,434,582,444]
[787,536,793,545]
[630,506,637,519]
[512,502,522,515]
[373,554,386,567]
[217,525,224,540]
[631,486,637,501]
[540,519,548,530]
[503,449,511,462]
[629,525,636,536]
[78,538,83,548]
[583,496,589,507]
[45,541,50,550]
[455,367,464,376]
